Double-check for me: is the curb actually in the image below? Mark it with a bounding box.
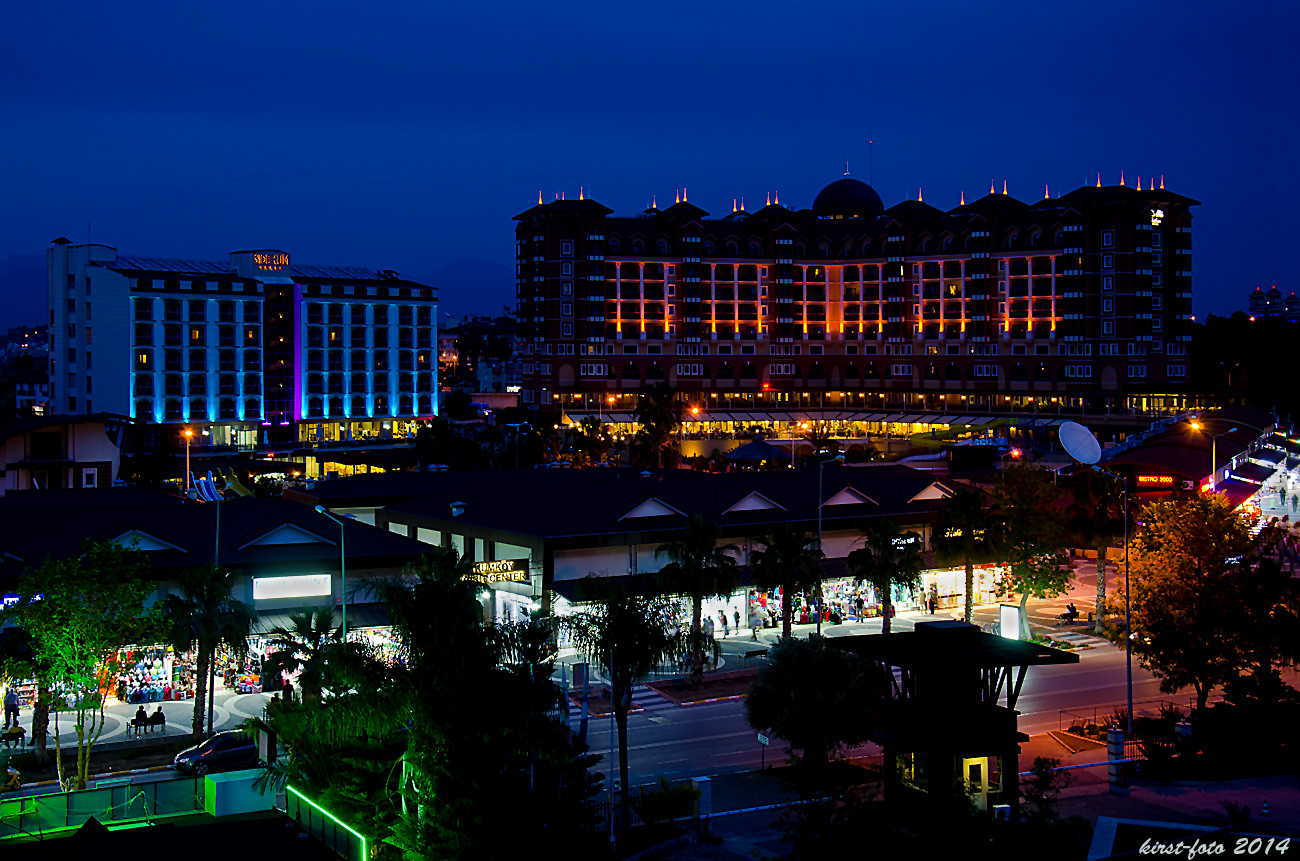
[677,694,748,707]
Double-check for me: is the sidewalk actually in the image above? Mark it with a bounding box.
[1,684,271,754]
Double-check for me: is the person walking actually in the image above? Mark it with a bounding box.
[734,609,741,631]
[719,611,729,639]
[3,688,18,731]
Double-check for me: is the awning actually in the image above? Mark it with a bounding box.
[862,413,887,421]
[251,602,391,635]
[1254,450,1286,465]
[1215,478,1262,508]
[1231,461,1276,484]
[883,414,905,422]
[1288,457,1300,471]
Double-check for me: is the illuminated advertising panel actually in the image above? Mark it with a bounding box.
[252,573,332,600]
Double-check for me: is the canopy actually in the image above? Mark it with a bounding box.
[726,438,790,461]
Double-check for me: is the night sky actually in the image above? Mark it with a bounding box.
[1,1,1292,330]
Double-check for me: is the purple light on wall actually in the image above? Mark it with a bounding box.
[292,282,304,422]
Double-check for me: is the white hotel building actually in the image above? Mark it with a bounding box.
[46,240,438,446]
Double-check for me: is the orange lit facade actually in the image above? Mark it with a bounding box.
[514,178,1198,424]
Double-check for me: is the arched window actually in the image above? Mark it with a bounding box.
[715,362,734,380]
[946,364,963,382]
[609,239,620,253]
[726,242,738,255]
[645,363,665,380]
[739,363,758,380]
[399,395,414,415]
[633,240,644,253]
[749,244,760,256]
[329,397,344,416]
[795,244,806,257]
[703,243,714,255]
[656,240,669,254]
[622,363,640,381]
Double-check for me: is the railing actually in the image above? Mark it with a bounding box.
[0,775,204,840]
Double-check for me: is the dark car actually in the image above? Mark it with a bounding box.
[173,731,260,776]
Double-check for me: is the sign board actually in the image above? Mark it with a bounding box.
[252,574,331,600]
[998,604,1022,641]
[1136,475,1174,487]
[467,558,529,584]
[757,733,770,746]
[253,251,289,271]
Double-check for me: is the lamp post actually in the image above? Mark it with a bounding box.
[815,452,845,636]
[184,428,193,492]
[1189,422,1238,491]
[314,505,347,639]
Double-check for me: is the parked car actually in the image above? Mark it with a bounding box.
[173,731,260,776]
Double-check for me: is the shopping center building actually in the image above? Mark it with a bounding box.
[45,241,438,449]
[0,488,428,703]
[297,465,1002,625]
[515,176,1198,438]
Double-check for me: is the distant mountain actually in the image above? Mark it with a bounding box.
[427,258,515,320]
[0,255,47,331]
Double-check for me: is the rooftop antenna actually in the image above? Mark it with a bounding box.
[844,159,851,177]
[1160,175,1165,189]
[652,194,657,209]
[869,140,873,185]
[775,190,780,206]
[1096,173,1101,188]
[579,186,584,200]
[1120,171,1126,186]
[960,190,965,206]
[732,198,737,212]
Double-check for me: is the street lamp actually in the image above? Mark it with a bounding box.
[183,428,193,492]
[314,505,347,639]
[815,452,845,636]
[1059,422,1133,738]
[1191,422,1238,491]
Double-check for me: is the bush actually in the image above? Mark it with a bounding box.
[634,776,701,825]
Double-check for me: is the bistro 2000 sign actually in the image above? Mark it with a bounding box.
[468,559,529,583]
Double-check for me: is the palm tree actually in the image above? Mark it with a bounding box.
[656,516,739,684]
[564,577,683,833]
[262,606,345,707]
[930,486,1000,624]
[847,519,923,634]
[632,382,682,468]
[750,525,824,640]
[162,564,255,741]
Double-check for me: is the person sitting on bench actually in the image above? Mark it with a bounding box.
[132,705,148,736]
[1,725,25,749]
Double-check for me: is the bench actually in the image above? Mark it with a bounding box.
[130,714,167,736]
[743,649,768,662]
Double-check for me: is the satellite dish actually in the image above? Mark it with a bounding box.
[1059,421,1101,465]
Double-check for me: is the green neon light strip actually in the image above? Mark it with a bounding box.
[287,785,368,861]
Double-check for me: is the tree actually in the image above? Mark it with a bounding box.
[745,635,881,770]
[847,520,923,635]
[0,628,52,765]
[162,564,255,741]
[632,382,681,469]
[565,577,683,832]
[750,525,823,640]
[994,465,1074,640]
[1108,492,1258,709]
[571,416,611,467]
[655,515,739,685]
[1067,470,1126,634]
[930,486,999,624]
[262,607,347,707]
[4,540,153,790]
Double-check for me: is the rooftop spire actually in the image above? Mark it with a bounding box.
[1096,173,1101,188]
[1160,174,1165,189]
[990,179,995,194]
[537,190,542,205]
[917,187,923,202]
[1002,179,1008,195]
[732,198,737,212]
[683,187,688,202]
[1120,171,1126,186]
[775,190,780,205]
[766,192,771,207]
[579,186,584,200]
[740,197,745,211]
[844,159,851,177]
[960,190,965,206]
[675,189,680,204]
[1136,176,1142,191]
[1044,184,1050,199]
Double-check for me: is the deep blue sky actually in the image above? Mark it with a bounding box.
[1,1,1292,330]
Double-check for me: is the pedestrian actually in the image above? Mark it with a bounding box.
[855,595,865,621]
[734,609,741,631]
[282,679,294,705]
[3,688,17,731]
[719,611,729,638]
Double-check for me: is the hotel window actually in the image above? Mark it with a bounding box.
[219,326,235,347]
[135,324,154,345]
[219,374,238,395]
[1103,276,1114,291]
[1152,295,1162,309]
[188,300,206,322]
[243,301,260,322]
[189,350,206,372]
[1151,252,1162,265]
[351,305,367,325]
[164,300,182,321]
[243,351,261,371]
[165,349,182,371]
[134,298,154,320]
[244,327,259,345]
[1102,320,1114,336]
[135,349,152,370]
[164,374,182,396]
[189,326,205,346]
[1152,317,1162,331]
[219,350,236,371]
[562,303,573,317]
[244,374,260,395]
[1102,298,1114,314]
[1101,230,1114,248]
[1102,254,1113,269]
[187,375,205,395]
[562,262,573,275]
[135,374,155,396]
[218,301,236,322]
[1152,274,1162,286]
[561,240,573,257]
[562,282,573,295]
[306,304,323,325]
[562,323,573,337]
[328,305,344,325]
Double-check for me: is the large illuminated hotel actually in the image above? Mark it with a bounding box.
[515,175,1198,431]
[46,241,437,446]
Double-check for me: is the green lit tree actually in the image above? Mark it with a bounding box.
[751,524,823,640]
[847,519,923,635]
[162,564,255,741]
[4,540,153,790]
[994,465,1074,640]
[656,515,739,685]
[930,486,999,624]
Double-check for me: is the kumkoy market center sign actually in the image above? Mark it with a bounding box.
[468,559,529,583]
